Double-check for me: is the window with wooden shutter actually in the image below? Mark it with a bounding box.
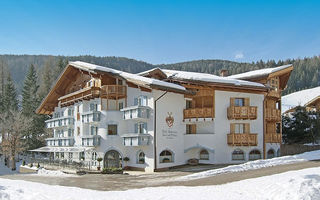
[244,123,250,133]
[186,124,196,134]
[230,98,235,106]
[244,98,250,106]
[230,123,235,134]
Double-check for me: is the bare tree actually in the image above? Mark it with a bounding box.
[0,110,32,170]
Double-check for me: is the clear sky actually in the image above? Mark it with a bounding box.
[0,0,319,64]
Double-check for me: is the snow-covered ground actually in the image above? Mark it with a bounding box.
[34,168,75,177]
[0,160,21,175]
[180,150,320,180]
[0,167,320,200]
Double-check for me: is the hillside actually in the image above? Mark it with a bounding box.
[0,54,320,95]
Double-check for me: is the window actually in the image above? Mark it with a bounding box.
[119,102,124,110]
[61,152,64,159]
[68,153,73,160]
[138,152,145,164]
[160,150,173,163]
[186,100,192,109]
[232,149,245,160]
[235,124,244,134]
[186,124,196,134]
[267,149,275,159]
[235,98,244,106]
[68,129,74,137]
[135,123,147,134]
[276,101,281,110]
[134,96,148,106]
[276,123,281,134]
[118,79,123,85]
[92,152,97,160]
[249,150,261,160]
[68,108,74,116]
[199,149,209,160]
[79,152,85,160]
[91,126,98,135]
[90,103,98,112]
[108,125,118,135]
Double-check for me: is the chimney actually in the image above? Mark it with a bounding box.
[220,69,228,77]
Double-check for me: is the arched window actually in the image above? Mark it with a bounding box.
[92,152,97,160]
[267,149,275,159]
[160,150,173,163]
[232,149,245,161]
[249,150,261,160]
[138,151,145,164]
[199,149,209,160]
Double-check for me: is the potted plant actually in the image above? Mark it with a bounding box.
[22,160,26,166]
[97,157,103,171]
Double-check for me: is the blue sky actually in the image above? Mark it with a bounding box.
[0,0,319,64]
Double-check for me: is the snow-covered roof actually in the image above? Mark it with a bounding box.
[69,61,186,92]
[228,64,293,80]
[282,86,320,113]
[160,69,265,88]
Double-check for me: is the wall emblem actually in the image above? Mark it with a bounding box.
[165,112,174,127]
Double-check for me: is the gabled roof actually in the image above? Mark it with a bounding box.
[282,86,320,113]
[138,68,266,89]
[228,64,293,80]
[37,61,187,115]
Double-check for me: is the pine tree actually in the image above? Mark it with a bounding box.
[3,73,18,112]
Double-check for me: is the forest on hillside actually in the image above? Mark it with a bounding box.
[1,54,320,95]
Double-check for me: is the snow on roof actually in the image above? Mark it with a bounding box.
[228,64,293,80]
[69,61,186,92]
[161,69,265,88]
[282,86,320,113]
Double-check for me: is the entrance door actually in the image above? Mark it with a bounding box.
[104,150,122,168]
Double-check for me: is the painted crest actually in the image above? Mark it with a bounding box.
[166,112,174,127]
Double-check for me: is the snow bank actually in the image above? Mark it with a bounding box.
[33,168,75,177]
[1,167,320,200]
[180,150,320,180]
[281,86,320,113]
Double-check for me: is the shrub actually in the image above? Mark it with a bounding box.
[37,163,40,168]
[97,157,103,162]
[29,163,33,168]
[22,160,26,166]
[123,157,130,162]
[101,167,123,174]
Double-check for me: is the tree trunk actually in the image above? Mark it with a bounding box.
[11,156,16,171]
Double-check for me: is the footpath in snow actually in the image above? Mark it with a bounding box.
[180,150,320,180]
[0,166,320,200]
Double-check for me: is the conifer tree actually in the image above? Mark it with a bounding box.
[3,73,18,112]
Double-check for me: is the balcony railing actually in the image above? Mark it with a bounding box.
[101,85,126,99]
[46,117,74,128]
[81,135,101,146]
[183,107,214,119]
[82,111,101,123]
[265,133,282,143]
[227,106,257,120]
[46,137,75,147]
[268,90,281,99]
[265,108,281,121]
[59,85,127,107]
[122,134,151,146]
[59,87,100,107]
[227,133,258,146]
[121,106,150,120]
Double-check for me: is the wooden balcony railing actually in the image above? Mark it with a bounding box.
[265,133,282,143]
[227,106,257,120]
[183,107,214,119]
[265,108,281,121]
[59,85,127,107]
[268,90,281,99]
[59,87,100,107]
[101,85,126,99]
[227,133,258,146]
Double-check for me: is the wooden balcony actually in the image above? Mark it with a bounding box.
[59,85,126,107]
[265,108,281,121]
[101,85,126,99]
[265,133,282,143]
[227,133,258,146]
[268,90,281,99]
[227,106,257,120]
[183,107,214,119]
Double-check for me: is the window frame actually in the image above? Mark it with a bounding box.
[108,124,118,135]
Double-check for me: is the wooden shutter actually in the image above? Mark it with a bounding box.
[244,98,250,106]
[191,124,197,134]
[244,123,250,133]
[230,98,235,106]
[230,123,235,134]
